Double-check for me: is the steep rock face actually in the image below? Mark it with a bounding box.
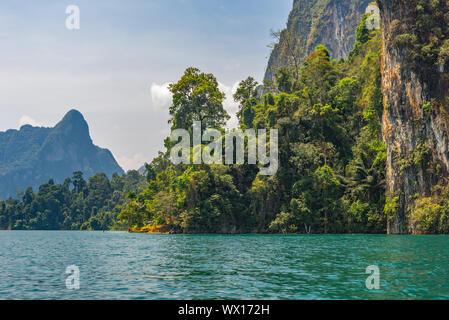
[265,0,372,82]
[0,110,124,199]
[377,0,449,233]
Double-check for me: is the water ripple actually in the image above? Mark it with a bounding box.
[0,232,449,299]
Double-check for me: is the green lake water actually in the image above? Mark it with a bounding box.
[0,231,448,299]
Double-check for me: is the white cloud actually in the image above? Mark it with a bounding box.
[150,82,172,111]
[19,115,41,128]
[116,153,149,172]
[219,81,240,129]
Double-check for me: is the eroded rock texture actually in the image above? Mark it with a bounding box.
[265,0,372,83]
[377,0,449,233]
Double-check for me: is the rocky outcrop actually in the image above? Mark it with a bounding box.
[265,0,372,82]
[0,110,124,199]
[377,0,449,233]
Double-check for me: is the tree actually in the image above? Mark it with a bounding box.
[144,163,156,182]
[275,67,293,94]
[297,45,336,105]
[72,171,87,194]
[233,77,258,105]
[118,191,144,231]
[234,77,259,126]
[168,67,230,133]
[270,29,305,80]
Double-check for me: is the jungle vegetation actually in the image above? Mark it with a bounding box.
[3,14,449,234]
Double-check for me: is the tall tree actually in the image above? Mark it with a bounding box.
[168,67,230,133]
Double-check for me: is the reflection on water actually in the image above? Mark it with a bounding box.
[0,231,449,299]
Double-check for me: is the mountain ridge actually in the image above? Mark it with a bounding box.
[0,109,124,199]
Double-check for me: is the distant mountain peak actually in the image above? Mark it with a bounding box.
[56,109,88,128]
[53,109,91,144]
[0,109,124,199]
[60,109,85,123]
[19,124,34,130]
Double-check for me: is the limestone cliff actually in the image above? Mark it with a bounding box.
[265,0,373,82]
[377,0,449,233]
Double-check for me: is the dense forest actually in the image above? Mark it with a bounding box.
[2,9,449,234]
[120,13,389,234]
[0,171,146,230]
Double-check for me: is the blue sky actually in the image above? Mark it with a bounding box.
[0,0,292,170]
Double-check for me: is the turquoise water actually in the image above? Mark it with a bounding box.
[0,231,449,300]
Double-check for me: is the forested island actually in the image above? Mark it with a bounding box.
[2,0,449,235]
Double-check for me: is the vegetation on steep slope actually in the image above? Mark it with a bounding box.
[114,15,389,234]
[265,0,372,83]
[3,8,449,234]
[377,0,449,234]
[0,15,388,233]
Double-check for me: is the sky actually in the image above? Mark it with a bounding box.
[0,0,293,171]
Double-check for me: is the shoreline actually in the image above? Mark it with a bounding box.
[0,229,443,235]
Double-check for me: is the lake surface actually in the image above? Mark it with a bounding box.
[0,231,448,300]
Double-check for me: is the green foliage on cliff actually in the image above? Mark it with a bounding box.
[4,5,449,235]
[112,17,387,234]
[390,0,449,72]
[1,14,391,234]
[265,0,373,83]
[411,190,449,234]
